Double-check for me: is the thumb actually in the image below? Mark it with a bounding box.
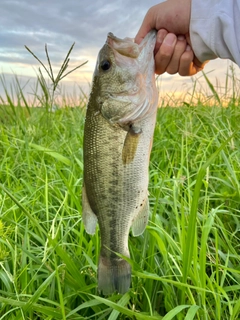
[135,9,155,44]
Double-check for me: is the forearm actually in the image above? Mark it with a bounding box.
[190,0,240,66]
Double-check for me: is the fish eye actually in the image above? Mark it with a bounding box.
[100,60,111,71]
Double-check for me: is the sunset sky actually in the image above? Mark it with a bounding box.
[1,0,238,105]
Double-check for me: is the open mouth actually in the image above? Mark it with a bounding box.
[106,33,140,58]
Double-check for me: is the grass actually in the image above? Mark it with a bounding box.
[0,73,240,319]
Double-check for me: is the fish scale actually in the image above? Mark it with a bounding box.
[82,30,158,295]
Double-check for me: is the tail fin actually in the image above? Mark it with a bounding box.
[98,255,131,295]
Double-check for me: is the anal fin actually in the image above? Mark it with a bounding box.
[131,198,149,236]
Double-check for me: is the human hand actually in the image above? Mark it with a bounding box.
[154,29,207,76]
[135,0,208,76]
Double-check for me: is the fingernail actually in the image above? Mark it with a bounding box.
[177,35,185,41]
[157,33,165,45]
[163,34,176,46]
[186,45,191,51]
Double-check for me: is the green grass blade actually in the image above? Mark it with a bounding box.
[21,271,56,314]
[88,294,162,319]
[184,305,201,320]
[181,133,236,296]
[162,305,191,320]
[0,183,47,237]
[202,71,220,103]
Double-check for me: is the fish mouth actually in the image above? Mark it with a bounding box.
[106,31,156,60]
[106,33,140,58]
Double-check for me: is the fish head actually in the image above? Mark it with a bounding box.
[91,30,158,126]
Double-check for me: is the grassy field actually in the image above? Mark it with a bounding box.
[0,88,240,319]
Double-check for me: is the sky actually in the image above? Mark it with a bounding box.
[0,0,239,105]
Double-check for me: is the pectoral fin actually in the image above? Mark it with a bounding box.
[82,183,98,235]
[122,126,141,165]
[131,198,149,236]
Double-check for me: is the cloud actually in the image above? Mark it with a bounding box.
[0,0,161,99]
[0,0,158,65]
[0,0,238,103]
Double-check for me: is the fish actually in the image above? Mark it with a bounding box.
[82,30,158,295]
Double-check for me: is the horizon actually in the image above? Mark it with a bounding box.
[1,0,239,106]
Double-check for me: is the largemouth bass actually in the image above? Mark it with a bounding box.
[82,30,158,295]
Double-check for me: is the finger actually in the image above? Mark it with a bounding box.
[193,56,209,71]
[165,35,187,74]
[155,33,177,75]
[178,46,195,76]
[190,61,208,75]
[135,23,151,44]
[135,7,156,44]
[134,9,152,44]
[154,29,168,55]
[178,46,208,76]
[185,32,192,47]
